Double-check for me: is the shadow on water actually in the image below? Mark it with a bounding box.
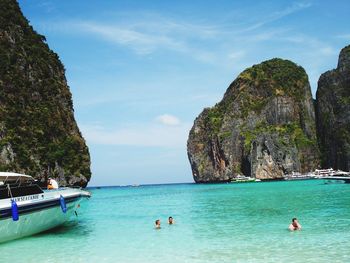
[0,220,93,246]
[34,219,93,238]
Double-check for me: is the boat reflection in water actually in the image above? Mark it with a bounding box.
[0,172,91,243]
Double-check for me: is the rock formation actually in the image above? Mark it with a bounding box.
[0,0,91,187]
[187,58,319,182]
[316,45,350,171]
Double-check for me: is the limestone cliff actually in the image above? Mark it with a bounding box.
[0,0,91,187]
[187,59,319,183]
[316,45,350,171]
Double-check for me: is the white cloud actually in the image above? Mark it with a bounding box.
[271,2,312,21]
[336,34,350,40]
[44,1,315,65]
[319,47,336,56]
[80,122,191,148]
[55,20,222,62]
[239,2,312,32]
[44,1,338,95]
[228,50,246,60]
[74,22,187,55]
[155,114,180,126]
[282,35,336,55]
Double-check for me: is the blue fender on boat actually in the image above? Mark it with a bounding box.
[60,195,67,213]
[11,199,19,221]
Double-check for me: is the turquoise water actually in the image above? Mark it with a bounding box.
[1,180,350,262]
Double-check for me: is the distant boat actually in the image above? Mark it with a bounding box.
[231,175,260,183]
[313,168,350,182]
[284,171,316,180]
[283,169,350,183]
[314,168,349,177]
[0,172,91,243]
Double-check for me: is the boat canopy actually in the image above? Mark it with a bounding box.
[0,172,35,185]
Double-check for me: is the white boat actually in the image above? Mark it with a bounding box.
[231,175,260,183]
[0,172,91,243]
[314,168,349,178]
[284,171,317,180]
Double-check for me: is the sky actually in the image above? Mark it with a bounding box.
[17,0,350,186]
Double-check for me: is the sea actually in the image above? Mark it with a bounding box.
[1,180,350,263]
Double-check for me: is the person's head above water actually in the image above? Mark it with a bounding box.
[155,219,161,228]
[168,216,173,224]
[292,218,299,225]
[289,217,301,231]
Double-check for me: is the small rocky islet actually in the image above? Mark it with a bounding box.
[188,45,350,183]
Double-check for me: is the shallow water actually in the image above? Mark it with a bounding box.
[1,180,350,262]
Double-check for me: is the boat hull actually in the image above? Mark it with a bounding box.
[0,189,89,243]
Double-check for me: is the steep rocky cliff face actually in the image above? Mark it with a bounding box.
[0,0,91,187]
[316,45,350,171]
[188,59,319,182]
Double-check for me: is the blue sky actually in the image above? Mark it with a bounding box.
[18,0,350,186]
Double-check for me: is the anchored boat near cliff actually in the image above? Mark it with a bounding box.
[231,175,261,183]
[0,172,91,243]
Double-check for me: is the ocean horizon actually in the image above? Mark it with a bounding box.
[1,179,349,262]
[87,182,196,189]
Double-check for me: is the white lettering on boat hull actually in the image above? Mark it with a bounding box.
[14,195,40,202]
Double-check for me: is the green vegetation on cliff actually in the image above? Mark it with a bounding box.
[240,122,316,152]
[188,58,319,183]
[0,0,91,186]
[206,58,311,135]
[238,59,309,103]
[316,44,350,171]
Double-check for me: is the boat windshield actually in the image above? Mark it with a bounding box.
[0,173,44,200]
[0,172,35,186]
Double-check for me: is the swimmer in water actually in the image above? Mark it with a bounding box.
[155,219,161,229]
[168,216,174,225]
[289,218,302,231]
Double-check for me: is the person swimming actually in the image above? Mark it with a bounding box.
[289,218,302,231]
[155,219,161,229]
[168,216,174,225]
